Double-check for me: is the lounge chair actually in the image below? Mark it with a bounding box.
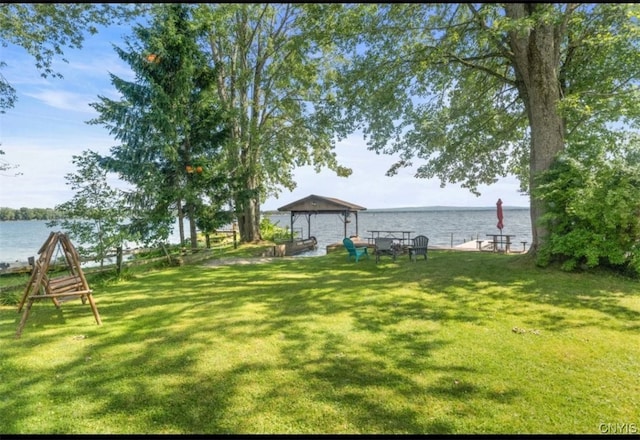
[343,237,369,262]
[408,235,429,262]
[374,237,398,263]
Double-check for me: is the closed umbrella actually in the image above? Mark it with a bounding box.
[496,198,504,231]
[496,198,504,250]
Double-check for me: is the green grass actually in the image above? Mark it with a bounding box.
[1,249,638,434]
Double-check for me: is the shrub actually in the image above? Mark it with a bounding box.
[260,215,295,242]
[534,145,640,277]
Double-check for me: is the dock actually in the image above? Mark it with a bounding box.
[326,236,371,254]
[326,238,527,254]
[262,237,319,257]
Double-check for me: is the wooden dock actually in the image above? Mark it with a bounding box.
[326,237,371,254]
[327,238,527,254]
[262,237,319,257]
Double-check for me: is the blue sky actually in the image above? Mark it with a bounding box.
[0,21,530,212]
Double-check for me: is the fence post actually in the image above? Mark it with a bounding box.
[450,233,453,248]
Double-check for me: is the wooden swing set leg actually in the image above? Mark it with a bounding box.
[15,299,34,338]
[86,293,102,326]
[17,296,27,314]
[17,281,36,313]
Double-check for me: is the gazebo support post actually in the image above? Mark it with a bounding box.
[355,211,359,237]
[343,211,348,238]
[290,212,294,242]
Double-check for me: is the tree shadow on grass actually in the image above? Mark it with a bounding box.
[1,250,636,433]
[414,251,640,333]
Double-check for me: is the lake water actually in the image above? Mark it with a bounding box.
[266,206,532,256]
[0,207,532,263]
[0,220,184,264]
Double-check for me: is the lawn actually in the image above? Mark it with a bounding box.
[0,248,638,434]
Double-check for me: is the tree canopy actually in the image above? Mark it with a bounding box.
[193,4,353,241]
[48,150,130,266]
[0,3,138,113]
[328,3,640,251]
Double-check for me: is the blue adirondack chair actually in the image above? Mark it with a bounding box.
[343,237,369,262]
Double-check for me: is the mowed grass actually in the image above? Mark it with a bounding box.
[0,249,638,434]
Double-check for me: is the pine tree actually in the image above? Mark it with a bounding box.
[90,4,228,248]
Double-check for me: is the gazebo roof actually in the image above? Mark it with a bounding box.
[277,194,366,213]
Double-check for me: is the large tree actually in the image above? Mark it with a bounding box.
[193,4,352,242]
[90,4,228,248]
[329,3,640,252]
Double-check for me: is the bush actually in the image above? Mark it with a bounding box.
[260,216,295,242]
[534,146,640,278]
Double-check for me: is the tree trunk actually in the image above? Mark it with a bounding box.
[177,198,185,246]
[236,195,262,242]
[187,203,198,249]
[527,79,565,253]
[506,4,565,253]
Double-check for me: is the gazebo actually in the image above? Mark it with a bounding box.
[277,194,367,242]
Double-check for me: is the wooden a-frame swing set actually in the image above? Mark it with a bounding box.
[15,232,102,338]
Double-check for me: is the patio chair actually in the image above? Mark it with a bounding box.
[409,235,429,262]
[343,237,369,262]
[374,237,398,263]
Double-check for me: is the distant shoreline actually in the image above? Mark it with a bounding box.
[359,206,529,212]
[263,206,530,215]
[0,206,530,221]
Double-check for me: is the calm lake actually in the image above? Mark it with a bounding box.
[265,207,532,256]
[0,207,532,263]
[0,219,184,265]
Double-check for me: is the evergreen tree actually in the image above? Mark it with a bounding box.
[90,4,228,248]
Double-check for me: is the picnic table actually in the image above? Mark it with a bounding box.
[486,234,516,253]
[367,230,414,248]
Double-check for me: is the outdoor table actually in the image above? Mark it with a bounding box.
[486,234,516,253]
[367,230,414,248]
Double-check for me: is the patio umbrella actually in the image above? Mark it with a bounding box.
[496,198,504,232]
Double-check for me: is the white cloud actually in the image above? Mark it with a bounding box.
[22,89,98,113]
[0,144,76,209]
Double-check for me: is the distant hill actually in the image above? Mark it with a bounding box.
[365,206,529,213]
[263,205,529,215]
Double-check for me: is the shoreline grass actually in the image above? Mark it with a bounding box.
[1,249,638,434]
